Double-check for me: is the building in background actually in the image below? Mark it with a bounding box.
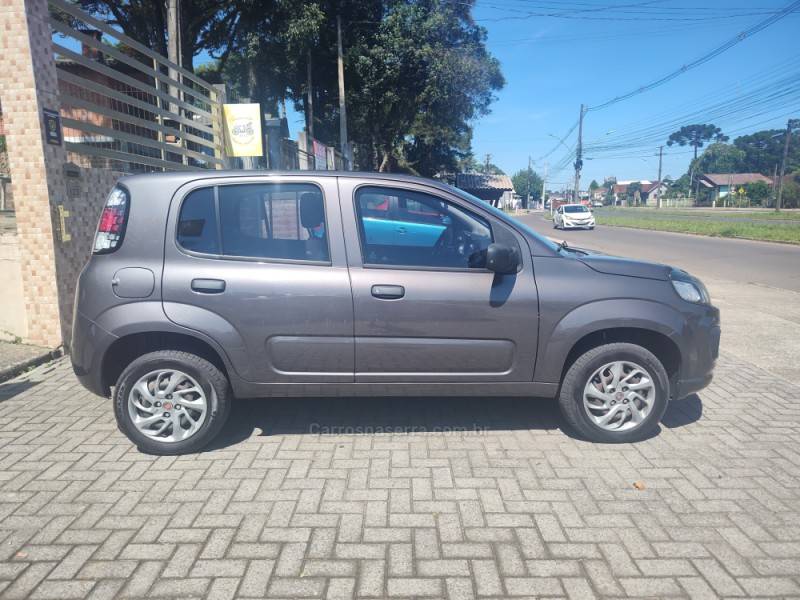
[455,173,514,208]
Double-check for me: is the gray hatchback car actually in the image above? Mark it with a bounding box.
[72,171,720,454]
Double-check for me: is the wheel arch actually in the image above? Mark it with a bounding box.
[536,298,685,386]
[559,327,681,387]
[102,331,230,394]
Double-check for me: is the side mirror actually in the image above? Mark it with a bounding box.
[485,243,519,274]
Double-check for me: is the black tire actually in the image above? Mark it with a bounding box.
[113,350,231,455]
[553,221,559,229]
[558,342,669,443]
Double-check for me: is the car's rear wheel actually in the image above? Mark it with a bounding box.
[558,343,669,443]
[113,350,231,455]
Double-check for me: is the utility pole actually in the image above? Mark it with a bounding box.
[306,50,314,142]
[776,118,799,212]
[167,0,181,113]
[573,104,585,203]
[656,145,663,209]
[543,162,549,214]
[772,163,779,208]
[336,16,350,169]
[526,155,532,210]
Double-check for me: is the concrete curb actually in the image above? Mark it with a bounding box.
[0,347,64,383]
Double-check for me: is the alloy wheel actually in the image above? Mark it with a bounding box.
[128,369,208,442]
[582,360,655,432]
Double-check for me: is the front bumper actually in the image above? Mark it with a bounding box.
[674,309,720,399]
[562,221,594,229]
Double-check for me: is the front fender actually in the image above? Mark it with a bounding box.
[534,298,685,383]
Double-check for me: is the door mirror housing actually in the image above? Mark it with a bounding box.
[485,243,519,274]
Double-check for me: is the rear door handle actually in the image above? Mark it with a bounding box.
[191,278,226,294]
[371,284,405,300]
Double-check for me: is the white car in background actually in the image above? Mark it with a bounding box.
[554,204,595,230]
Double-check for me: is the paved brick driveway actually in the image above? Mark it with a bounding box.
[0,354,798,599]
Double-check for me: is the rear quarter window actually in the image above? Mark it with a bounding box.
[177,187,219,254]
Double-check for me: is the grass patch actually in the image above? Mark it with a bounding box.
[594,212,800,244]
[596,207,800,221]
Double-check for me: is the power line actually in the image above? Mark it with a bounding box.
[586,0,800,111]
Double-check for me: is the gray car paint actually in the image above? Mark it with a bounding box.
[71,170,720,403]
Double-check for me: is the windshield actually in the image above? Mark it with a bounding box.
[564,205,589,213]
[446,184,561,253]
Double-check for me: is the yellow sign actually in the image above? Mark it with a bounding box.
[57,205,71,242]
[222,103,263,157]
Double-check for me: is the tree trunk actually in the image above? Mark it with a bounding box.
[378,150,391,173]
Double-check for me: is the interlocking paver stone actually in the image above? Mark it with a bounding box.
[0,353,799,598]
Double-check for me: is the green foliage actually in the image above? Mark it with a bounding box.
[511,167,543,202]
[76,0,237,70]
[667,123,728,158]
[743,181,771,205]
[626,181,642,205]
[78,0,503,176]
[734,129,800,176]
[0,135,6,154]
[691,142,745,176]
[780,173,800,209]
[344,1,504,175]
[588,179,599,191]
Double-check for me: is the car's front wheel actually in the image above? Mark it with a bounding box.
[558,343,669,443]
[113,350,231,455]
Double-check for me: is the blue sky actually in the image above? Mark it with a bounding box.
[468,0,800,189]
[197,0,799,188]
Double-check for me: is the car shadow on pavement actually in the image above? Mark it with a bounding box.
[206,392,703,451]
[207,395,563,450]
[661,393,703,429]
[0,378,41,403]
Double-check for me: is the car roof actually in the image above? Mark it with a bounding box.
[118,170,457,194]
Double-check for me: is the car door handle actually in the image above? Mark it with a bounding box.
[191,278,226,294]
[371,285,405,300]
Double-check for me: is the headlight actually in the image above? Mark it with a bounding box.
[670,269,710,304]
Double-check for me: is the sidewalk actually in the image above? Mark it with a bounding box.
[0,340,60,383]
[0,350,798,599]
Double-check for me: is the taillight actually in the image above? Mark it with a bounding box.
[93,186,129,254]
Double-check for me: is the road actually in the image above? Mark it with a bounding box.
[514,211,800,381]
[516,211,800,292]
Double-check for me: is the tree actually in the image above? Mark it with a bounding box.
[667,124,728,160]
[589,179,600,192]
[626,181,642,206]
[734,129,800,176]
[511,167,543,203]
[344,0,504,175]
[743,181,771,206]
[692,143,745,175]
[73,0,238,71]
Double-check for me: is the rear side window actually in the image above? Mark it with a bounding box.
[177,188,219,254]
[177,183,329,263]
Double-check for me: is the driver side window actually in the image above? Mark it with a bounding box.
[354,186,493,269]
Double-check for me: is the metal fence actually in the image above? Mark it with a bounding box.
[49,0,225,173]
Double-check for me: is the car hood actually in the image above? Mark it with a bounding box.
[574,251,671,281]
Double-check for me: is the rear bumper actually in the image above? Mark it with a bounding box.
[71,310,117,397]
